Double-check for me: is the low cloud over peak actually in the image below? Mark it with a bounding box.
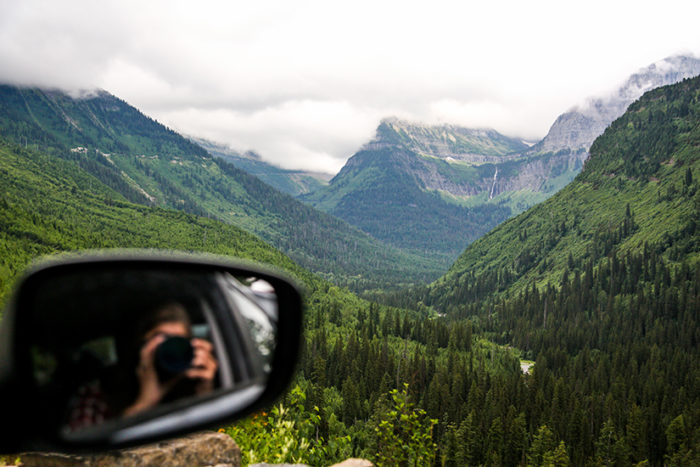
[2,0,699,173]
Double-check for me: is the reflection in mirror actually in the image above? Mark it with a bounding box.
[24,267,278,439]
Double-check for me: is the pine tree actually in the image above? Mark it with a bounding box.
[528,425,557,466]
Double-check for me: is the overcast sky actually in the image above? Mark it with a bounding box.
[1,0,699,174]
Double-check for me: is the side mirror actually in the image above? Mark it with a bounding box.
[0,252,303,452]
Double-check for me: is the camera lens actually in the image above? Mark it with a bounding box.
[154,336,194,381]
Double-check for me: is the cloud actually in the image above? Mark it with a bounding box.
[1,0,700,173]
[159,99,381,174]
[0,1,128,89]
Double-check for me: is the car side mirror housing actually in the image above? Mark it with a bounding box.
[0,252,303,452]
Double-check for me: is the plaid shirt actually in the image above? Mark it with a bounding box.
[66,379,113,431]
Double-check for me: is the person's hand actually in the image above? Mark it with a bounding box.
[185,338,218,395]
[123,334,180,417]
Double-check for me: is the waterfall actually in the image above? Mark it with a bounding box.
[489,167,498,199]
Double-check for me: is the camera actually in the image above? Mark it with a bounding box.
[154,336,194,382]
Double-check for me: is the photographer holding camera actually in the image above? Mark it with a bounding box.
[65,302,218,431]
[122,302,218,417]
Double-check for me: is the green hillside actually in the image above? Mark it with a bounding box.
[0,86,207,158]
[304,145,512,263]
[0,138,307,304]
[0,97,544,463]
[0,85,444,291]
[426,77,700,308]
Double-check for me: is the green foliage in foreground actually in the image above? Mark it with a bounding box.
[527,426,570,467]
[222,385,351,466]
[373,384,437,467]
[223,384,439,467]
[3,120,691,465]
[0,455,21,466]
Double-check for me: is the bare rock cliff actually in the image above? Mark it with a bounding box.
[535,55,700,154]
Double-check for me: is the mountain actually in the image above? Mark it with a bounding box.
[375,73,700,466]
[0,87,208,159]
[425,75,700,309]
[302,55,700,268]
[374,117,530,158]
[0,85,444,291]
[533,54,700,154]
[301,118,578,264]
[191,137,331,197]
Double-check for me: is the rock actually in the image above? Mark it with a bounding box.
[248,460,373,467]
[535,55,700,155]
[19,431,241,467]
[330,459,374,467]
[249,464,310,467]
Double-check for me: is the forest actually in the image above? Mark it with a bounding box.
[228,77,700,465]
[0,76,699,466]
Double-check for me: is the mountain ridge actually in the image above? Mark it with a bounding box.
[422,74,700,312]
[191,136,331,197]
[372,117,529,160]
[0,84,444,291]
[301,55,700,268]
[302,118,581,262]
[533,54,700,154]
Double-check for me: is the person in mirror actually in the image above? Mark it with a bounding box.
[66,302,218,431]
[122,302,218,417]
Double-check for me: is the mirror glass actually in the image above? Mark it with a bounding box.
[22,266,278,438]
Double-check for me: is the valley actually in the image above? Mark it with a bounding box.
[1,59,699,466]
